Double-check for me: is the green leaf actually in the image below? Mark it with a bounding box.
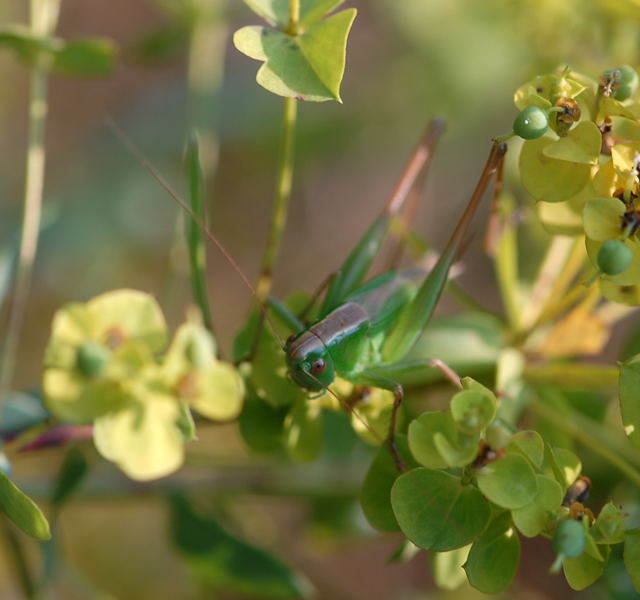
[300,0,346,28]
[407,411,456,469]
[284,398,323,462]
[391,468,490,551]
[238,385,287,454]
[169,494,313,598]
[0,471,51,540]
[591,502,625,544]
[134,25,188,63]
[464,512,520,594]
[507,430,544,468]
[50,447,89,510]
[511,475,563,537]
[552,447,582,491]
[242,0,290,27]
[433,431,480,468]
[242,0,345,29]
[519,136,592,203]
[583,197,626,241]
[563,539,609,590]
[619,354,640,450]
[541,121,601,164]
[233,8,357,102]
[476,454,538,509]
[53,38,117,75]
[0,25,57,64]
[250,326,304,409]
[624,529,640,593]
[537,188,589,236]
[450,389,496,435]
[431,545,471,590]
[360,435,416,531]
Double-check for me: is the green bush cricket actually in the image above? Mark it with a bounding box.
[108,118,506,470]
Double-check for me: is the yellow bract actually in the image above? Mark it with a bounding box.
[43,290,244,481]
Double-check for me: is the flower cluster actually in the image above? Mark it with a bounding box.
[43,290,244,480]
[511,65,640,304]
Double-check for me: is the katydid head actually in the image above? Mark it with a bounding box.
[284,334,335,391]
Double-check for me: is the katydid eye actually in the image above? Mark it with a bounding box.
[310,358,326,375]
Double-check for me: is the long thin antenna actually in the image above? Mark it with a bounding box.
[104,117,285,348]
[304,369,386,447]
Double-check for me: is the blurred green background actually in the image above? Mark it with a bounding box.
[1,0,640,598]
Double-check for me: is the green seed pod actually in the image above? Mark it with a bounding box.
[597,239,633,275]
[76,341,111,378]
[603,66,639,101]
[615,65,638,101]
[552,519,586,559]
[513,105,549,140]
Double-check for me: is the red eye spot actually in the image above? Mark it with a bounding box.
[310,358,326,375]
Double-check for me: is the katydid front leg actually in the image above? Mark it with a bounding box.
[354,359,464,471]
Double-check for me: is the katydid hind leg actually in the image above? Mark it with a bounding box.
[373,358,464,390]
[382,142,507,363]
[351,369,409,471]
[319,118,446,316]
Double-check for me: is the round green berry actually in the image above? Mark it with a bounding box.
[513,106,549,140]
[76,341,110,378]
[597,239,633,275]
[552,519,586,559]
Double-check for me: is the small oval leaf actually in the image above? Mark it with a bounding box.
[0,471,51,540]
[391,468,490,551]
[464,512,520,594]
[476,454,538,509]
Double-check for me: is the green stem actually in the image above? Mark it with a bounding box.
[256,97,298,301]
[0,0,58,403]
[287,0,300,34]
[2,516,37,599]
[528,394,640,488]
[518,236,578,333]
[185,137,213,331]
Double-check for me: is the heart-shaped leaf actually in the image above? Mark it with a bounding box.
[391,468,490,551]
[233,8,356,101]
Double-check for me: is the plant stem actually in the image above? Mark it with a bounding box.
[288,0,300,34]
[528,393,640,488]
[186,137,214,331]
[2,516,37,599]
[0,0,58,403]
[256,96,298,301]
[519,236,578,332]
